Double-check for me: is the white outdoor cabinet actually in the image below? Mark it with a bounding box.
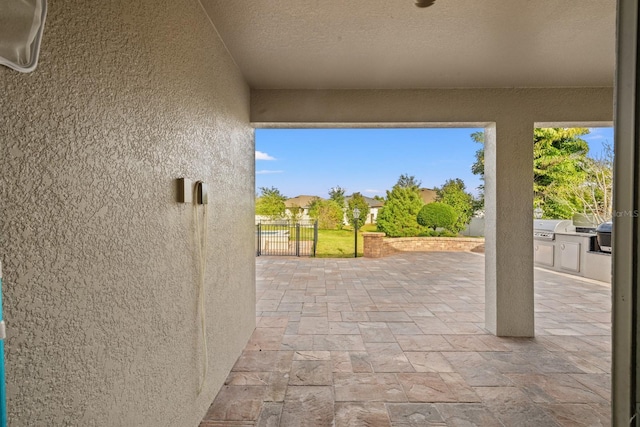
[534,242,554,267]
[559,241,581,272]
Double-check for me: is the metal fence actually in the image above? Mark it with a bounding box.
[256,220,318,257]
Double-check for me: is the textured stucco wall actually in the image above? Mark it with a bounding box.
[0,1,254,425]
[483,121,535,336]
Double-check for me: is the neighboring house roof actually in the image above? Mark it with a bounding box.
[419,188,438,204]
[285,195,322,209]
[363,196,384,208]
[345,194,384,209]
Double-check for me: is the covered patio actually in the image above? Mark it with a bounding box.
[201,252,610,426]
[8,0,640,424]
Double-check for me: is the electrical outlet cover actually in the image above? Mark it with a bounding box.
[197,183,208,205]
[177,178,192,203]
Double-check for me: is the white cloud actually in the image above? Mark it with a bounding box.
[256,170,284,175]
[585,128,612,141]
[255,151,276,161]
[364,189,381,194]
[585,131,605,140]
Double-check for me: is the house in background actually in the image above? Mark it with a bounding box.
[344,195,384,224]
[363,196,384,224]
[286,194,384,224]
[419,188,438,204]
[284,195,320,221]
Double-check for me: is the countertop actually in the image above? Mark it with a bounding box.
[554,231,598,238]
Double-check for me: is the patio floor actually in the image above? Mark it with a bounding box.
[200,252,611,426]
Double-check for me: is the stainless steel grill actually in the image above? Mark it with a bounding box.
[533,219,574,241]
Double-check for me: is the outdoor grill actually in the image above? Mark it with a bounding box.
[533,219,574,241]
[596,221,612,253]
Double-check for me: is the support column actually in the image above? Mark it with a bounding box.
[484,121,534,337]
[612,1,639,424]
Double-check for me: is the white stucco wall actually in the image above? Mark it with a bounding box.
[612,1,639,422]
[369,207,379,224]
[0,1,254,425]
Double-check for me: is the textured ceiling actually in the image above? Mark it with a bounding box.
[200,0,616,90]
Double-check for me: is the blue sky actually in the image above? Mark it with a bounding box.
[255,127,614,199]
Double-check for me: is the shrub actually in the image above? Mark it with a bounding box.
[417,229,457,237]
[308,199,344,230]
[416,202,458,232]
[436,178,474,233]
[346,192,370,231]
[255,186,287,220]
[376,186,424,237]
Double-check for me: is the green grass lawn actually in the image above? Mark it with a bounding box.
[315,223,379,258]
[256,223,377,257]
[316,229,363,257]
[359,223,378,232]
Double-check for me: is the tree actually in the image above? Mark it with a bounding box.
[469,128,591,218]
[396,174,421,190]
[376,177,425,237]
[308,198,344,229]
[470,131,485,178]
[287,206,304,222]
[329,186,347,207]
[255,186,286,220]
[533,128,589,218]
[555,142,613,223]
[417,203,458,232]
[436,178,474,233]
[470,131,485,207]
[346,193,370,230]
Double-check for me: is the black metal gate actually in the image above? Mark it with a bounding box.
[256,220,318,257]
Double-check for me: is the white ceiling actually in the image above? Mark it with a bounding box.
[200,0,616,90]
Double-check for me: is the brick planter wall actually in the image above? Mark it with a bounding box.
[363,232,485,258]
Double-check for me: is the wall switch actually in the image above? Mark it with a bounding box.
[177,178,192,203]
[197,182,208,205]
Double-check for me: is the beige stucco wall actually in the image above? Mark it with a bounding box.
[251,88,613,125]
[0,1,254,426]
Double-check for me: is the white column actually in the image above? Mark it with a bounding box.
[484,121,535,337]
[612,0,639,424]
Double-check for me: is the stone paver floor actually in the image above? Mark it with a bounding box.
[201,252,611,426]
